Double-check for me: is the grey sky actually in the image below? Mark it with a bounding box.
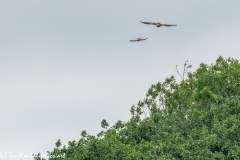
[0,0,240,159]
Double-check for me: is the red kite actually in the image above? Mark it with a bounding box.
[141,21,177,27]
[130,38,147,42]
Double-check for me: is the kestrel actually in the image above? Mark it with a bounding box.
[141,21,177,27]
[130,38,147,42]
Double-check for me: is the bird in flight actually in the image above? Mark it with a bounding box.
[130,38,147,42]
[141,21,177,27]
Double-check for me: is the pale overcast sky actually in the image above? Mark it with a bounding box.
[0,0,240,159]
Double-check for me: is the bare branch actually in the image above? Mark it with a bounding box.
[176,65,183,80]
[176,60,192,81]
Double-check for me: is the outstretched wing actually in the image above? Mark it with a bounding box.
[141,21,157,25]
[163,24,177,27]
[139,38,147,41]
[130,40,137,42]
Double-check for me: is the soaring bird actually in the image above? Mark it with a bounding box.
[130,38,147,42]
[141,21,177,27]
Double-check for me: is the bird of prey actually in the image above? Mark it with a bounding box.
[130,38,147,42]
[141,21,177,27]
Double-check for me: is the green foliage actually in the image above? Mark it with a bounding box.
[35,56,240,160]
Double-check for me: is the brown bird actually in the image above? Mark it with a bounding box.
[130,38,147,42]
[141,21,177,27]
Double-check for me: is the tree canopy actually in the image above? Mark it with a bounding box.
[34,56,240,160]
